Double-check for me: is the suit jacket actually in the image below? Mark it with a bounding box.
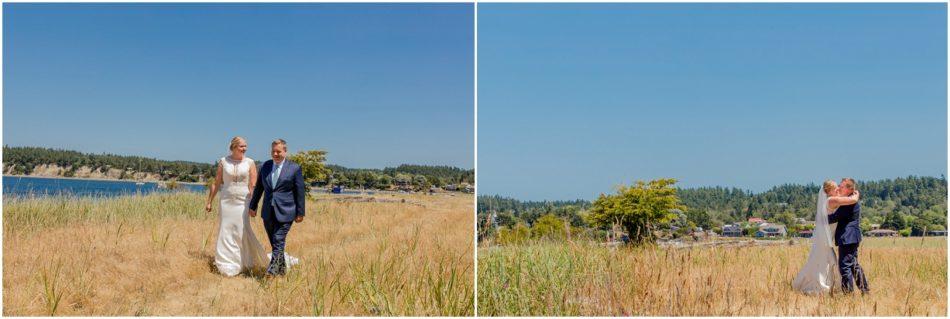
[249,159,306,223]
[828,202,862,246]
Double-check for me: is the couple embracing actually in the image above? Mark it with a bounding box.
[204,137,305,277]
[793,178,870,295]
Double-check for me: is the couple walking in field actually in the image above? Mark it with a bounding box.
[204,137,306,277]
[793,178,870,295]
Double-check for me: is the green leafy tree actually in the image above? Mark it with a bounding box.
[495,211,518,228]
[899,228,911,237]
[376,174,393,189]
[882,210,907,230]
[394,173,413,188]
[288,150,330,192]
[587,178,686,245]
[531,214,569,240]
[910,217,931,236]
[744,224,759,237]
[497,223,531,245]
[412,175,429,190]
[774,212,798,229]
[685,209,712,230]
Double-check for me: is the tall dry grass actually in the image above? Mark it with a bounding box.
[478,238,947,316]
[3,192,474,316]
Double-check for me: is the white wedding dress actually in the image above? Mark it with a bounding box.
[792,189,839,294]
[214,156,297,276]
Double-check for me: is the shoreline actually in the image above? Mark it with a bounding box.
[3,174,207,186]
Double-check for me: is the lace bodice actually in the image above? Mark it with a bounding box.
[220,156,253,198]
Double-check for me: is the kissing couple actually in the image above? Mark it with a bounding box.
[204,137,305,277]
[792,178,870,295]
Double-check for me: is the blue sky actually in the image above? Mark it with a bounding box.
[479,3,947,200]
[4,3,473,169]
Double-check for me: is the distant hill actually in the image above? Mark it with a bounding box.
[325,164,474,190]
[3,146,474,189]
[478,176,947,234]
[3,146,215,182]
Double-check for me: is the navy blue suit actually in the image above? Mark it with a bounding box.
[249,159,306,275]
[828,202,869,293]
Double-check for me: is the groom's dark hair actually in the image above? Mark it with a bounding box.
[272,138,288,151]
[841,178,857,191]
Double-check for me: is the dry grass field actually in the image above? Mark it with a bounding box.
[478,237,947,316]
[3,191,474,316]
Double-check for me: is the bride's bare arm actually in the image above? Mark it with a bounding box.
[248,160,257,194]
[827,191,860,212]
[205,164,224,212]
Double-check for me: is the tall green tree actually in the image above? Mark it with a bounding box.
[531,214,569,240]
[685,208,712,230]
[882,210,907,230]
[288,150,329,191]
[586,178,686,245]
[774,212,799,229]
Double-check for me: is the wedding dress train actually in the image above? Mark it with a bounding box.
[791,189,839,294]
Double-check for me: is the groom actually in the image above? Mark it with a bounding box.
[249,138,306,276]
[827,177,870,294]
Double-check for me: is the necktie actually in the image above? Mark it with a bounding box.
[272,162,280,189]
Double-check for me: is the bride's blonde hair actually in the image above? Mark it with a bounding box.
[229,136,246,151]
[822,180,837,195]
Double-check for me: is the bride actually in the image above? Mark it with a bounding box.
[792,180,859,294]
[205,137,296,276]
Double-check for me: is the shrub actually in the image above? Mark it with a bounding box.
[497,223,531,245]
[531,214,569,240]
[899,228,911,237]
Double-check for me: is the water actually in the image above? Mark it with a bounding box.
[2,176,206,197]
[312,188,375,195]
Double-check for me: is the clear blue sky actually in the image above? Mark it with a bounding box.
[4,3,473,169]
[479,3,947,201]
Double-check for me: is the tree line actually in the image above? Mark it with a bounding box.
[3,146,215,182]
[3,146,474,191]
[326,164,474,190]
[478,176,948,243]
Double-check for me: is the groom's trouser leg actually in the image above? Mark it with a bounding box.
[853,246,870,293]
[263,211,280,275]
[269,221,292,275]
[838,243,858,293]
[263,213,277,248]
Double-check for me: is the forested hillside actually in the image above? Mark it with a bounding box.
[478,176,947,237]
[4,146,475,190]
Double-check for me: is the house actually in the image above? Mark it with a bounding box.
[927,230,947,236]
[748,217,766,225]
[755,223,787,238]
[870,224,882,231]
[797,229,813,238]
[867,229,899,237]
[721,224,743,237]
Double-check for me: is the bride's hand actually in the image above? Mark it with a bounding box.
[205,202,212,213]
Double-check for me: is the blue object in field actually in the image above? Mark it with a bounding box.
[332,185,343,194]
